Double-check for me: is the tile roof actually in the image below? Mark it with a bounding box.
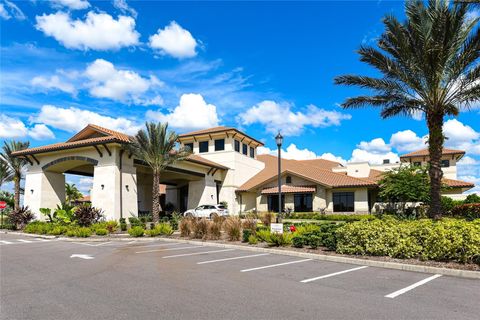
[400,148,465,158]
[187,154,229,170]
[238,154,377,191]
[261,185,316,194]
[298,158,343,170]
[68,124,131,142]
[443,178,475,188]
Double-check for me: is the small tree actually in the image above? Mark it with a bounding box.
[65,183,83,204]
[0,140,30,210]
[378,165,430,215]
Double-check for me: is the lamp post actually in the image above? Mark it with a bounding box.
[275,132,283,223]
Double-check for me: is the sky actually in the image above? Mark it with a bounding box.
[0,0,479,195]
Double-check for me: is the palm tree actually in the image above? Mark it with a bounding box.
[0,141,30,210]
[0,161,13,188]
[65,183,83,204]
[334,0,479,218]
[127,122,191,223]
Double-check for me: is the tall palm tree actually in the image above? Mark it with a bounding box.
[127,122,191,223]
[0,161,13,188]
[334,0,479,218]
[65,183,83,204]
[0,141,30,210]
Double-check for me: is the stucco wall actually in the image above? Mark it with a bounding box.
[325,188,370,214]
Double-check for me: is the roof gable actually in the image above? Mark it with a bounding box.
[67,124,131,143]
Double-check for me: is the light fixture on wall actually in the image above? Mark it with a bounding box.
[30,189,34,194]
[125,185,129,191]
[101,184,104,190]
[211,194,214,199]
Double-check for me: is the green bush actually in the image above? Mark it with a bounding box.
[48,226,67,236]
[120,223,127,231]
[292,235,304,248]
[105,220,118,233]
[255,229,271,242]
[128,226,145,237]
[75,227,92,238]
[288,212,375,222]
[242,229,252,243]
[451,204,480,221]
[95,228,108,236]
[266,232,293,247]
[248,235,258,245]
[441,196,464,215]
[335,218,480,263]
[464,194,480,204]
[145,228,160,237]
[65,228,76,237]
[157,222,174,236]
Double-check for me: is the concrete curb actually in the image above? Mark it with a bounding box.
[1,231,56,239]
[3,231,479,279]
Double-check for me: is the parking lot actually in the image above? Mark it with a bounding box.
[1,233,479,320]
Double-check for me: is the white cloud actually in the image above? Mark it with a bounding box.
[31,75,77,95]
[113,0,137,18]
[238,100,351,136]
[357,138,390,154]
[319,153,347,165]
[257,144,347,164]
[389,129,426,153]
[146,93,219,130]
[0,0,25,20]
[443,119,480,154]
[35,11,140,50]
[0,114,55,140]
[85,59,161,103]
[49,0,90,10]
[350,149,400,165]
[34,105,142,135]
[0,4,9,20]
[149,21,198,58]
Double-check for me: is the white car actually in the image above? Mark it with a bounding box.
[183,204,229,218]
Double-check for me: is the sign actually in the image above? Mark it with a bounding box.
[0,201,6,210]
[270,223,284,234]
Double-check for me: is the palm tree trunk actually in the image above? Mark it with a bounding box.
[426,111,444,219]
[152,171,161,223]
[13,174,20,210]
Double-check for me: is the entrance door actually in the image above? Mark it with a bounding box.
[179,185,189,212]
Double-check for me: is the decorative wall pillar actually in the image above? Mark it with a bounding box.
[24,171,65,219]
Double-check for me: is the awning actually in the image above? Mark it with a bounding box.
[261,185,316,195]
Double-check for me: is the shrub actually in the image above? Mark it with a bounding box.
[260,212,274,226]
[242,218,257,233]
[95,228,108,236]
[48,226,67,236]
[288,213,375,222]
[464,194,480,204]
[24,221,47,234]
[65,228,76,237]
[294,224,320,236]
[128,226,145,237]
[128,217,142,227]
[9,206,34,229]
[441,196,463,215]
[451,204,480,221]
[223,217,242,241]
[242,229,252,242]
[179,218,192,237]
[266,232,293,247]
[292,235,304,248]
[256,229,271,242]
[248,235,258,245]
[145,228,160,237]
[192,218,209,239]
[106,220,118,233]
[157,222,174,235]
[208,221,222,240]
[74,205,104,227]
[75,227,92,238]
[169,212,182,230]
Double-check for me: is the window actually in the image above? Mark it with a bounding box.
[242,143,248,155]
[413,161,421,167]
[199,141,209,153]
[294,194,313,212]
[184,143,193,152]
[234,140,240,152]
[286,176,292,184]
[250,147,255,158]
[214,139,225,151]
[441,160,450,168]
[333,192,354,212]
[267,195,285,212]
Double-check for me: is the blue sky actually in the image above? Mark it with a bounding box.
[1,0,479,194]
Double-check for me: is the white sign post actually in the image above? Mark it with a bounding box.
[270,223,284,234]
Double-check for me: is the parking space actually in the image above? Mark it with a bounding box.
[1,233,479,320]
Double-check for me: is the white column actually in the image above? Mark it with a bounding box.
[187,175,217,209]
[121,161,138,219]
[91,165,120,221]
[24,171,65,219]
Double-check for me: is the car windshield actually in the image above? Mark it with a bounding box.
[217,205,226,209]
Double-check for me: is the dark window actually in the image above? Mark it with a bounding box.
[267,195,285,212]
[286,176,292,184]
[294,194,313,212]
[441,160,450,168]
[234,140,240,152]
[199,141,209,153]
[242,143,248,155]
[214,139,225,151]
[250,147,255,158]
[413,161,421,167]
[184,143,193,152]
[383,159,390,164]
[333,192,354,212]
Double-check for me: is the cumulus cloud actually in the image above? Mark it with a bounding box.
[49,0,90,10]
[85,59,162,103]
[146,93,219,130]
[34,105,142,135]
[389,129,426,153]
[35,11,140,50]
[356,138,390,154]
[0,114,55,140]
[149,21,198,58]
[258,144,347,164]
[0,0,26,20]
[238,100,351,136]
[443,119,480,154]
[113,0,137,18]
[31,75,77,95]
[350,137,400,164]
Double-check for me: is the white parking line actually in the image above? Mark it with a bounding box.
[0,240,13,244]
[135,245,201,254]
[301,266,369,283]
[132,242,182,249]
[17,239,33,243]
[385,274,442,299]
[197,253,270,265]
[241,258,313,272]
[162,249,235,259]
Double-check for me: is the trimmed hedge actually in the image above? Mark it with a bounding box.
[287,212,375,222]
[335,217,480,264]
[451,203,480,221]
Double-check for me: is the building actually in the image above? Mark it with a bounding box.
[13,124,474,220]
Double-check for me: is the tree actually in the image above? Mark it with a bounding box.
[378,165,430,215]
[126,122,191,223]
[65,183,83,204]
[334,0,479,219]
[0,141,30,210]
[0,161,13,188]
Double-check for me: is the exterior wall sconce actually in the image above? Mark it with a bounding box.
[101,184,104,190]
[30,189,34,194]
[125,185,129,191]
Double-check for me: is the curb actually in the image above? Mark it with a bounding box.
[3,231,479,279]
